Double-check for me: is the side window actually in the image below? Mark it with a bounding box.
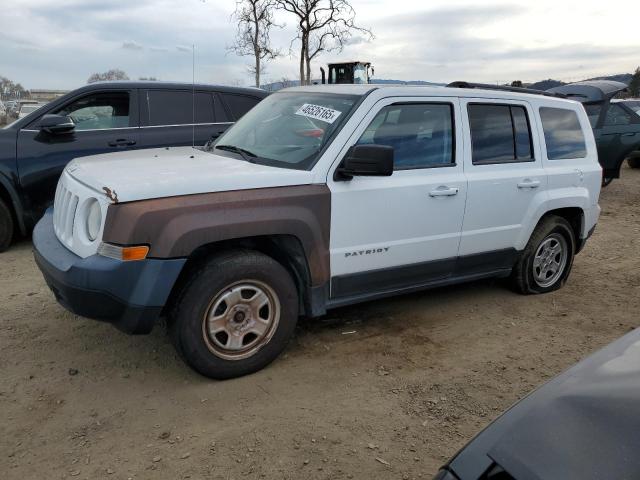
[604,104,633,126]
[583,103,602,127]
[468,104,533,164]
[145,90,215,126]
[55,92,130,130]
[539,107,587,160]
[356,103,454,170]
[220,94,262,120]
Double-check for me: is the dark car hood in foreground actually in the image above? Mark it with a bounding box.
[446,328,640,480]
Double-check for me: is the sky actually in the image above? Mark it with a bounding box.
[1,0,639,90]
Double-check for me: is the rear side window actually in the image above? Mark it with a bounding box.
[539,107,587,160]
[145,90,216,126]
[356,103,455,170]
[221,94,262,120]
[468,104,533,164]
[604,104,633,126]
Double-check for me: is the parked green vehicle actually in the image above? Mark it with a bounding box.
[548,81,640,186]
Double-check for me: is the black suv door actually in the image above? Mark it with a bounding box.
[16,89,139,224]
[138,89,233,148]
[596,103,640,178]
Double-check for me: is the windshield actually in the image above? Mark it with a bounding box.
[210,92,360,170]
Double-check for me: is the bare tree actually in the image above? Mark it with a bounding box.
[87,69,129,84]
[228,0,281,88]
[277,0,372,85]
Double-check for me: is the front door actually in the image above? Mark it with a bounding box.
[328,97,467,301]
[17,89,138,225]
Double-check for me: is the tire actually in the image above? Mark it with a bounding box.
[169,250,298,379]
[628,157,640,169]
[511,215,575,295]
[0,198,14,253]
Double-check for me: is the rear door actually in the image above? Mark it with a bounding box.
[328,97,467,301]
[138,89,233,148]
[458,99,547,264]
[16,89,138,224]
[597,103,640,177]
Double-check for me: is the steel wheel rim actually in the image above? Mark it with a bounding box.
[533,233,568,288]
[202,280,280,361]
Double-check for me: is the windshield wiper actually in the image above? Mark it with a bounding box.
[215,145,258,163]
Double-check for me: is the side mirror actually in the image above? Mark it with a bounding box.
[39,114,75,134]
[335,144,394,180]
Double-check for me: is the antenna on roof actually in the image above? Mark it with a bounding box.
[192,44,196,149]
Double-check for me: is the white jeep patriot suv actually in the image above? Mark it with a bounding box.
[33,84,601,379]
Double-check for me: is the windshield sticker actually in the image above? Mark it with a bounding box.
[295,104,342,124]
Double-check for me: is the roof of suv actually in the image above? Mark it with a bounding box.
[73,81,269,97]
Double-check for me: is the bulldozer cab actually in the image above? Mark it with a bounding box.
[323,61,373,85]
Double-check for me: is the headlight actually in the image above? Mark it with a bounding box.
[85,199,102,242]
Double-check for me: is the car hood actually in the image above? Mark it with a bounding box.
[65,146,315,203]
[447,327,640,480]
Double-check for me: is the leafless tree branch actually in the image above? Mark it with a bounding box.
[276,0,373,85]
[228,0,282,87]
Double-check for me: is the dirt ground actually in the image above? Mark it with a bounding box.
[2,167,639,480]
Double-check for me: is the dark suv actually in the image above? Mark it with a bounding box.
[0,81,268,251]
[548,80,640,185]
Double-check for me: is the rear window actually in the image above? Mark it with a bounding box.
[539,107,587,160]
[145,90,217,126]
[221,94,262,120]
[468,104,533,164]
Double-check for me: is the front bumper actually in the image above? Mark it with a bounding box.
[33,209,186,334]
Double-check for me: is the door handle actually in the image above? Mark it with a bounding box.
[517,179,540,189]
[429,186,459,197]
[108,139,136,147]
[622,132,637,137]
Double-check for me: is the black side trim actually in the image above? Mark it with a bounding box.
[332,257,456,299]
[329,248,519,308]
[327,269,512,310]
[454,248,518,276]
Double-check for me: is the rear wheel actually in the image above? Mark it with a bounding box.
[169,250,298,379]
[0,198,14,252]
[628,157,640,169]
[511,216,575,294]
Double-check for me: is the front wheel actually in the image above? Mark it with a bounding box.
[511,216,575,294]
[169,250,298,379]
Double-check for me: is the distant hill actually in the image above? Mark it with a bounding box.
[528,79,566,90]
[588,73,632,84]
